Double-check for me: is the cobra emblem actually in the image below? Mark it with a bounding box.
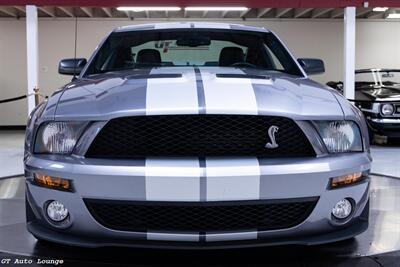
[265,125,279,149]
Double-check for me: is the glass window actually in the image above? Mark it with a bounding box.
[129,40,247,66]
[84,29,303,77]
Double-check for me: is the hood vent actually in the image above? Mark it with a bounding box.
[126,73,182,80]
[216,73,270,80]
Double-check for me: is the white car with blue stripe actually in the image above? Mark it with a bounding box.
[24,22,371,248]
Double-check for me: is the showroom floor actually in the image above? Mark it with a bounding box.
[0,130,24,178]
[0,130,399,266]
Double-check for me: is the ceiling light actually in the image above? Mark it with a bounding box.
[387,13,400,18]
[373,7,388,12]
[117,7,181,12]
[185,7,248,11]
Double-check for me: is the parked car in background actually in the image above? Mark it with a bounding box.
[327,69,400,142]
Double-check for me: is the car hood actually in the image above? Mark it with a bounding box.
[356,84,400,101]
[54,67,344,121]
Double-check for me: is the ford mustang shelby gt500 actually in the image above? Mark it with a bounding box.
[24,22,371,248]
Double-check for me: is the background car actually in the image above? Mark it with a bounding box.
[327,69,400,143]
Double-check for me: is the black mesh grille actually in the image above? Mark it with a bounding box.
[84,198,318,232]
[85,115,315,158]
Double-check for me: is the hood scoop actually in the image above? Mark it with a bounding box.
[126,73,182,80]
[216,73,270,80]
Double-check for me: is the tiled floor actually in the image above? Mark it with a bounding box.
[1,130,399,179]
[0,130,24,178]
[370,146,400,178]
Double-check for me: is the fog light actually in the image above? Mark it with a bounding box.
[46,200,69,222]
[332,198,353,220]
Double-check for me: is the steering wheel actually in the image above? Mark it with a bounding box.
[230,62,257,68]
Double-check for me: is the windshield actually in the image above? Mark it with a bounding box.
[355,70,400,86]
[83,29,303,76]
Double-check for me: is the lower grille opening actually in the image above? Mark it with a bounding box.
[84,197,319,233]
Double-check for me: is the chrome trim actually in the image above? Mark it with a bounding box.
[370,118,400,124]
[379,103,400,117]
[265,125,279,149]
[72,121,107,158]
[359,103,380,114]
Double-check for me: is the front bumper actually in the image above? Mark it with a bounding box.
[367,118,400,137]
[25,153,371,248]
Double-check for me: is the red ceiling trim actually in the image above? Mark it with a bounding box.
[1,1,400,8]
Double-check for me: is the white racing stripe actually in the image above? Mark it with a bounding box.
[205,231,258,242]
[205,157,261,201]
[144,67,262,241]
[200,67,258,115]
[145,158,201,201]
[145,157,261,241]
[146,67,198,115]
[147,232,200,242]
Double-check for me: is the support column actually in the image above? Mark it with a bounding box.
[343,7,356,100]
[26,5,39,114]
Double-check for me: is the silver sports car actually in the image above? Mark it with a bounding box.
[24,22,371,248]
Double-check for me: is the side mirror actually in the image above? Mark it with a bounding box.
[58,58,87,76]
[297,58,325,75]
[327,81,343,91]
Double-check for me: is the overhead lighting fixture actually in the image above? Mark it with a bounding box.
[117,6,181,12]
[373,7,388,12]
[185,7,248,11]
[387,13,400,18]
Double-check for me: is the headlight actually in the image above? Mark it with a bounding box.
[381,103,394,116]
[34,122,88,154]
[314,121,362,153]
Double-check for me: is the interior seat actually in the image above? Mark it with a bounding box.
[136,49,162,64]
[113,47,134,68]
[219,47,244,66]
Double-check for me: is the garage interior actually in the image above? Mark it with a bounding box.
[0,0,400,266]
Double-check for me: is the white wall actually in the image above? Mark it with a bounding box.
[0,20,27,125]
[1,18,400,125]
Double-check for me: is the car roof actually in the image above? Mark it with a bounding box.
[114,22,269,33]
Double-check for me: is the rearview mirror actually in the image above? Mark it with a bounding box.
[58,58,87,76]
[297,58,325,75]
[176,36,211,47]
